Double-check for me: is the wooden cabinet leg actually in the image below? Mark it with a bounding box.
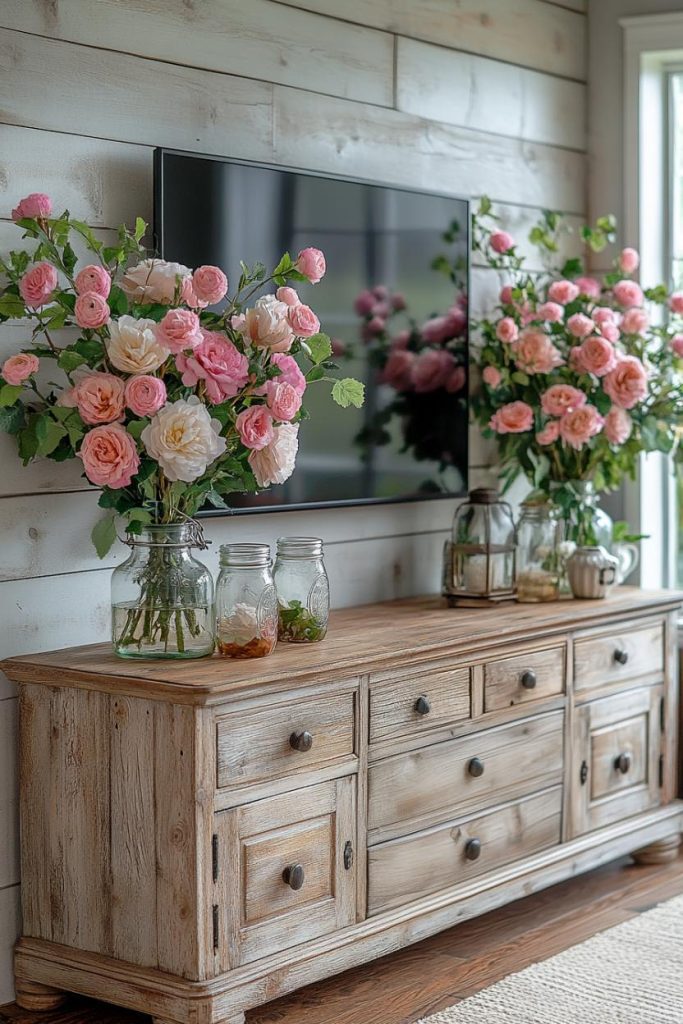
[632,834,681,865]
[15,978,68,1011]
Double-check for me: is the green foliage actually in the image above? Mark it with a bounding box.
[91,513,117,559]
[332,378,365,408]
[304,332,333,365]
[0,384,23,407]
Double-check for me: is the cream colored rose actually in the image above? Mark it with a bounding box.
[141,396,226,482]
[106,315,170,373]
[248,423,299,487]
[121,258,191,303]
[242,294,294,352]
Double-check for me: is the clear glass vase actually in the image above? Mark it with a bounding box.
[111,524,215,659]
[552,480,613,548]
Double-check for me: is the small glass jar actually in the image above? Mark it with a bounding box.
[273,537,329,643]
[516,500,560,603]
[215,543,278,658]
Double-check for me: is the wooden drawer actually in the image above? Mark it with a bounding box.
[574,620,664,694]
[368,787,562,915]
[216,690,356,789]
[369,663,470,744]
[368,710,564,843]
[214,778,356,967]
[483,645,565,713]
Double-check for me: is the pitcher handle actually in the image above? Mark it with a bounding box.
[616,542,639,583]
[599,565,617,586]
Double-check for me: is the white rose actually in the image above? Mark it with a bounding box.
[243,294,294,352]
[141,396,227,482]
[248,423,299,488]
[107,315,170,373]
[121,258,191,303]
[219,603,259,646]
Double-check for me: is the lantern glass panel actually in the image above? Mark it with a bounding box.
[450,489,515,597]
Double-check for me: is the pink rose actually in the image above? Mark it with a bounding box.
[271,352,306,396]
[371,300,390,318]
[490,230,514,254]
[613,279,644,307]
[536,302,564,323]
[670,293,683,315]
[489,401,533,434]
[74,265,111,299]
[277,286,300,307]
[176,329,250,403]
[391,292,407,311]
[242,295,294,352]
[511,329,563,374]
[600,322,620,343]
[422,308,465,344]
[567,313,595,339]
[235,405,275,450]
[559,405,604,450]
[19,262,58,307]
[541,384,587,418]
[672,335,683,357]
[266,380,302,421]
[445,366,466,393]
[381,349,416,390]
[248,422,298,488]
[364,315,386,339]
[575,276,602,299]
[180,276,208,310]
[621,307,649,335]
[411,349,454,392]
[354,289,375,316]
[548,280,579,305]
[604,405,633,445]
[373,284,389,300]
[296,247,326,283]
[75,292,110,329]
[155,308,203,354]
[569,346,585,372]
[288,303,320,338]
[603,355,648,409]
[78,423,139,489]
[536,421,560,445]
[124,375,167,417]
[619,247,640,274]
[391,329,411,351]
[2,352,39,385]
[482,365,502,389]
[445,304,467,337]
[500,285,514,305]
[578,335,617,377]
[593,306,617,327]
[69,371,125,425]
[495,316,519,344]
[11,193,52,222]
[192,265,228,305]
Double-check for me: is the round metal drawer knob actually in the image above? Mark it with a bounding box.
[465,838,482,861]
[615,752,632,774]
[520,670,537,690]
[282,863,305,890]
[468,757,485,778]
[289,730,314,752]
[414,695,431,716]
[614,648,629,665]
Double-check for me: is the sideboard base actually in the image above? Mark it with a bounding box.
[14,978,68,1012]
[632,834,682,865]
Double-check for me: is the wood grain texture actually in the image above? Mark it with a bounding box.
[17,686,51,939]
[573,619,664,694]
[369,664,470,744]
[0,697,19,890]
[483,644,565,713]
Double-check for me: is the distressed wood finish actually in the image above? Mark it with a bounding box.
[573,618,665,694]
[483,644,565,713]
[369,663,470,744]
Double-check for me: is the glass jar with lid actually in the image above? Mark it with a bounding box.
[443,488,516,606]
[215,543,278,658]
[273,537,329,643]
[515,499,560,603]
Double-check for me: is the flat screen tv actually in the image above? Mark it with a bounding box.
[154,150,469,512]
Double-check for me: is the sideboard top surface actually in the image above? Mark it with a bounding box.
[3,587,680,703]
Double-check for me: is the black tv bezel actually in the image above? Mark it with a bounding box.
[153,147,471,517]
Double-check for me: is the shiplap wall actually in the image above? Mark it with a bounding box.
[0,0,587,1002]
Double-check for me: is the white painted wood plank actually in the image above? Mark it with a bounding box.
[0,884,20,1004]
[397,39,586,151]
[270,0,587,81]
[0,0,394,108]
[0,698,19,890]
[273,87,586,213]
[542,0,586,13]
[0,29,273,162]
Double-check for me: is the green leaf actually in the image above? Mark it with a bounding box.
[134,216,147,242]
[0,384,23,407]
[62,242,77,274]
[73,337,104,363]
[0,293,27,318]
[35,415,67,456]
[70,220,104,253]
[91,513,117,559]
[0,402,26,434]
[331,377,365,409]
[511,371,530,386]
[108,285,128,317]
[560,257,583,278]
[125,507,153,525]
[205,489,230,509]
[57,348,87,372]
[126,418,148,440]
[305,332,333,365]
[306,366,325,383]
[272,252,293,277]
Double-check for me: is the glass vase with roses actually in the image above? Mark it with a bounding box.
[473,197,683,552]
[0,193,364,658]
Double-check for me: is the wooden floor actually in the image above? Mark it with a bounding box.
[3,852,683,1024]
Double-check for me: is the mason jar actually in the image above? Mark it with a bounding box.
[215,543,278,658]
[273,537,330,643]
[515,500,560,603]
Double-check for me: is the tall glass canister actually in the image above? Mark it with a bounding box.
[215,543,278,658]
[273,537,330,643]
[515,499,560,603]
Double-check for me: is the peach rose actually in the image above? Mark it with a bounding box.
[155,308,203,354]
[578,336,617,377]
[2,352,39,385]
[536,421,560,445]
[75,292,110,329]
[277,286,300,307]
[567,313,595,339]
[411,349,454,392]
[490,230,514,253]
[235,405,275,450]
[482,366,501,389]
[575,276,601,299]
[242,295,294,352]
[295,247,326,283]
[541,384,587,417]
[107,316,170,374]
[288,303,320,338]
[670,293,683,315]
[266,380,302,421]
[192,265,228,305]
[141,397,226,482]
[619,248,640,274]
[604,405,633,444]
[489,401,533,434]
[19,262,58,308]
[271,353,306,396]
[124,375,167,418]
[613,279,644,307]
[496,316,519,343]
[176,329,250,403]
[511,329,563,374]
[121,258,191,303]
[248,423,299,487]
[70,371,126,425]
[11,192,52,222]
[548,280,579,305]
[381,349,416,390]
[559,405,604,450]
[621,307,649,335]
[74,265,111,298]
[536,302,564,323]
[78,423,139,488]
[603,355,648,409]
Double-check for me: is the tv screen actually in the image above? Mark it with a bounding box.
[154,150,469,512]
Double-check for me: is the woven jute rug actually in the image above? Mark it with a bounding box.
[417,892,683,1024]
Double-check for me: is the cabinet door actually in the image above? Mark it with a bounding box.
[214,778,356,968]
[570,685,663,837]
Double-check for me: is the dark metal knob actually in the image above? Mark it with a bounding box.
[614,648,629,665]
[580,760,589,785]
[465,838,482,861]
[282,864,305,890]
[289,730,313,752]
[520,670,537,690]
[468,757,485,778]
[414,695,431,716]
[615,752,632,774]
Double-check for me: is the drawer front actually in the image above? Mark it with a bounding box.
[216,690,355,789]
[370,664,470,744]
[574,620,664,694]
[368,710,564,843]
[215,778,356,967]
[368,787,562,915]
[484,645,565,713]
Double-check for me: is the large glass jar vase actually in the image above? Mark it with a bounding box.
[111,524,215,659]
[552,480,613,549]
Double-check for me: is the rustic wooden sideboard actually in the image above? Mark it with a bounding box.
[4,588,683,1024]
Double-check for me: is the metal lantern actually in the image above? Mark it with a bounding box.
[442,487,516,607]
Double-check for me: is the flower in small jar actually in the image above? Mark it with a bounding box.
[74,291,110,329]
[191,265,228,305]
[411,348,454,392]
[567,313,595,339]
[672,334,683,357]
[271,352,307,396]
[548,280,579,305]
[11,192,52,222]
[482,365,502,389]
[603,355,648,409]
[536,301,564,323]
[19,262,58,308]
[619,247,640,274]
[1,352,39,385]
[277,286,300,307]
[536,420,561,445]
[490,230,515,253]
[621,307,649,335]
[445,365,467,393]
[248,422,299,487]
[266,380,302,421]
[559,404,604,450]
[612,279,644,308]
[242,294,294,352]
[381,349,416,390]
[575,276,602,299]
[604,405,633,444]
[511,328,563,374]
[121,258,191,303]
[106,315,170,374]
[489,401,534,434]
[78,423,140,489]
[541,384,587,417]
[578,335,617,377]
[74,264,111,299]
[295,247,326,283]
[124,375,167,418]
[176,329,250,403]
[155,308,203,354]
[65,370,125,425]
[670,293,683,315]
[140,396,226,482]
[288,303,320,337]
[235,405,275,450]
[495,316,519,343]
